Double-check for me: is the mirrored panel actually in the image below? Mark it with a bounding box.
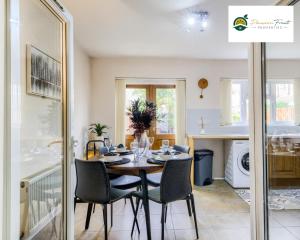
[265,2,300,239]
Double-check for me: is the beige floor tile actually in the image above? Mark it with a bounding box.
[172,213,199,230]
[213,227,250,240]
[175,229,215,240]
[133,229,176,240]
[271,211,300,227]
[206,213,250,229]
[269,227,299,240]
[286,227,300,240]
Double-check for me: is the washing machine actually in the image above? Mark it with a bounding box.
[225,140,250,188]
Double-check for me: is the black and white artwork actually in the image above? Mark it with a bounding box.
[27,45,62,100]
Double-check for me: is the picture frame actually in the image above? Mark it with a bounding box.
[26,45,62,101]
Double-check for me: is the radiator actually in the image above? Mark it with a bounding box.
[20,165,62,239]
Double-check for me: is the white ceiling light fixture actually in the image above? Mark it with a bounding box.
[184,11,209,32]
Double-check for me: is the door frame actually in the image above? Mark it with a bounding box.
[0,0,6,238]
[251,1,300,240]
[3,0,75,239]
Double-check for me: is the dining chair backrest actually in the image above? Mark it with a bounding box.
[173,145,190,154]
[75,159,111,204]
[160,157,192,203]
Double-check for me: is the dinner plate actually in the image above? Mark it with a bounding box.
[100,157,131,166]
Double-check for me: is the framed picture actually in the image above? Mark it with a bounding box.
[26,45,62,101]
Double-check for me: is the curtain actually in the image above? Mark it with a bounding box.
[176,80,186,145]
[220,79,232,125]
[115,79,126,145]
[294,79,300,125]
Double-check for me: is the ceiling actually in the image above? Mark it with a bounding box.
[60,0,300,59]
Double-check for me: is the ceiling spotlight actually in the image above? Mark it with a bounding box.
[187,16,196,26]
[184,10,209,32]
[202,20,208,28]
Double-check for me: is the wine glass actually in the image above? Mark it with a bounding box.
[104,138,112,154]
[162,140,169,153]
[130,141,139,162]
[149,137,154,150]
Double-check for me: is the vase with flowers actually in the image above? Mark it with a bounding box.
[127,99,157,154]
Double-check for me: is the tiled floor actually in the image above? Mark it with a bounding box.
[74,181,300,240]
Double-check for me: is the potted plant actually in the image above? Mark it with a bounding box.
[89,123,109,141]
[127,99,157,148]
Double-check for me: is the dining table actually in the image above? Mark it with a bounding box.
[92,151,189,240]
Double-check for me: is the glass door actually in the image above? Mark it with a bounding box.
[125,84,176,149]
[263,2,300,239]
[19,0,67,239]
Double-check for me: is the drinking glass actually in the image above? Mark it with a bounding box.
[104,138,112,153]
[169,146,176,159]
[130,141,139,162]
[162,140,169,153]
[149,137,154,150]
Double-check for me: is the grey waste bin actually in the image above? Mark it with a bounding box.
[194,149,213,186]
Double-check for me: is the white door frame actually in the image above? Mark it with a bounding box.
[249,43,268,240]
[0,0,6,238]
[3,0,75,239]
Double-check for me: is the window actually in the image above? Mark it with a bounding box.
[266,80,295,125]
[155,88,176,134]
[125,85,176,149]
[231,80,249,125]
[221,79,296,126]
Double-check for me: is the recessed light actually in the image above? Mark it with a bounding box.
[187,16,196,26]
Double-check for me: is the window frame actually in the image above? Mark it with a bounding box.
[266,79,295,126]
[231,79,249,126]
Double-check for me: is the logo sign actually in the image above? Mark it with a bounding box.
[228,6,294,42]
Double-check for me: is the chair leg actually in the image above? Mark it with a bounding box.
[130,196,140,233]
[161,204,166,240]
[165,205,168,223]
[131,198,141,237]
[74,197,77,212]
[111,203,113,227]
[103,204,108,240]
[190,194,199,239]
[186,198,192,217]
[85,203,93,230]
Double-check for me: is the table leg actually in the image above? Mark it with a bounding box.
[139,170,151,240]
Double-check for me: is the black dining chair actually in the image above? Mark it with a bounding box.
[146,145,192,216]
[132,157,199,240]
[74,140,141,222]
[74,159,140,240]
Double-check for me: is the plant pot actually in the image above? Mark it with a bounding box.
[95,135,104,148]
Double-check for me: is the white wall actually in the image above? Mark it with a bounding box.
[90,57,249,137]
[73,41,91,158]
[90,57,300,178]
[0,0,5,236]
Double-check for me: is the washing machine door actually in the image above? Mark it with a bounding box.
[237,149,250,176]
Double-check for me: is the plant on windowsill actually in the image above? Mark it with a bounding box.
[127,98,157,148]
